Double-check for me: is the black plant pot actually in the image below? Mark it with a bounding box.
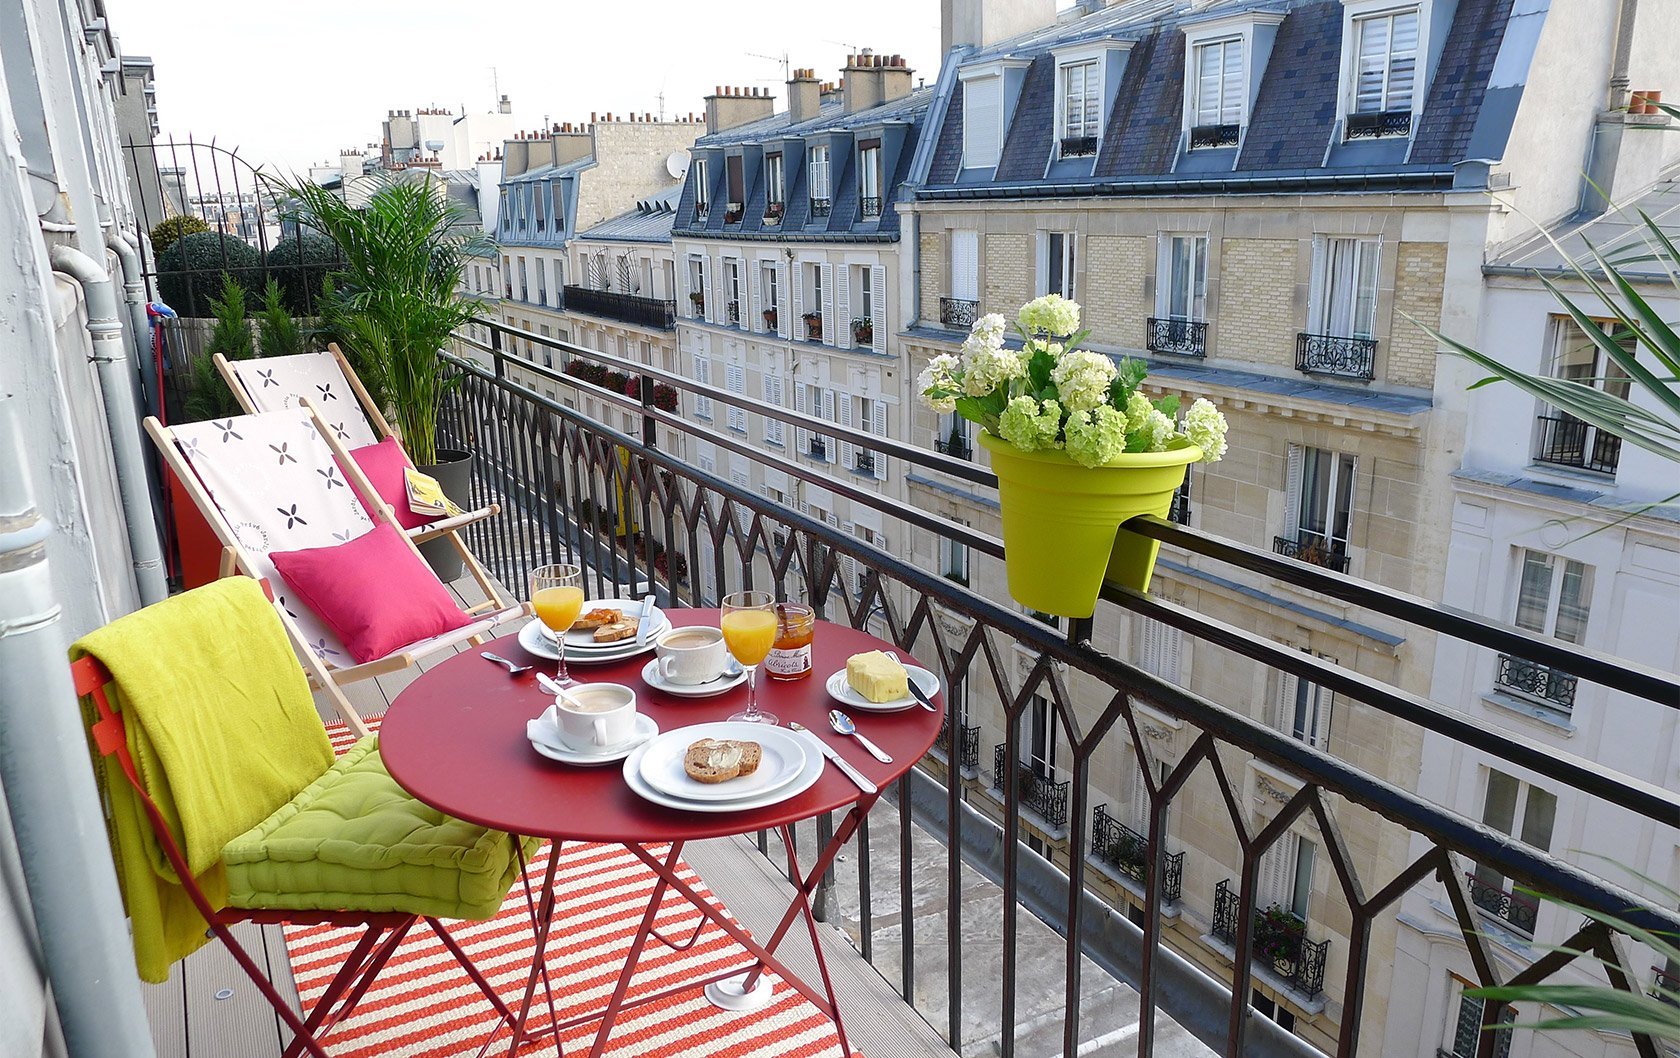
[417,447,471,583]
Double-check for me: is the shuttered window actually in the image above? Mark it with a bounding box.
[963,75,1003,169]
[692,158,709,212]
[951,231,979,301]
[691,355,713,419]
[725,155,744,205]
[1194,39,1244,127]
[1060,61,1100,138]
[725,364,746,432]
[1353,9,1419,114]
[765,152,784,206]
[808,146,831,199]
[763,372,785,446]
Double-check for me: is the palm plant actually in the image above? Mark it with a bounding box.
[273,174,485,466]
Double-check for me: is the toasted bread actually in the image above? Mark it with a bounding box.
[592,617,639,643]
[734,741,762,777]
[571,607,621,632]
[683,738,763,784]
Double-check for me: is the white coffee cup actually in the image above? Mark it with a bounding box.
[655,627,728,686]
[555,683,637,751]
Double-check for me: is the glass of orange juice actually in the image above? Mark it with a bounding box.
[721,590,778,724]
[531,563,585,687]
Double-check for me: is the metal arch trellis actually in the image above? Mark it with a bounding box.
[439,319,1680,1058]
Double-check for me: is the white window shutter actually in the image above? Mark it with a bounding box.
[794,383,810,452]
[1035,232,1049,297]
[693,354,713,418]
[821,389,837,461]
[726,364,746,431]
[676,256,688,305]
[839,521,859,593]
[871,398,888,480]
[871,265,887,352]
[749,264,762,332]
[1283,444,1304,539]
[791,263,805,322]
[1307,238,1328,333]
[951,232,979,301]
[820,264,835,344]
[838,394,856,467]
[1257,836,1296,910]
[1315,686,1333,749]
[963,77,1002,169]
[835,267,852,349]
[776,261,791,338]
[1128,751,1151,829]
[1275,667,1300,735]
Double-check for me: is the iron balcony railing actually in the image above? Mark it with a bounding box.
[1060,135,1099,158]
[940,296,979,329]
[934,433,973,461]
[1147,316,1208,358]
[432,317,1680,1058]
[1168,481,1191,526]
[809,197,832,217]
[936,715,981,773]
[860,195,883,218]
[1466,872,1541,935]
[1092,805,1184,904]
[1347,109,1413,139]
[1534,414,1622,475]
[1495,653,1579,711]
[806,436,827,461]
[1211,881,1330,999]
[1190,123,1240,149]
[560,285,677,330]
[1651,966,1679,1004]
[1296,331,1377,380]
[854,451,876,476]
[992,746,1071,831]
[764,200,785,224]
[725,299,741,327]
[1273,533,1351,574]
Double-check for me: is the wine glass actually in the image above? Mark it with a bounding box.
[721,590,778,724]
[531,563,584,687]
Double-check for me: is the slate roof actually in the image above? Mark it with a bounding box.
[1489,167,1680,279]
[915,0,1542,197]
[578,184,682,244]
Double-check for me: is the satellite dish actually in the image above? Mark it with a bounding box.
[666,151,690,180]
[424,139,445,152]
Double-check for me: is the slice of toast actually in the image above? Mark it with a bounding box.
[592,617,639,643]
[733,740,762,777]
[684,739,743,783]
[571,607,621,632]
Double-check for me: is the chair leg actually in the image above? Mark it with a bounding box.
[280,925,390,1058]
[428,918,518,1024]
[206,919,333,1058]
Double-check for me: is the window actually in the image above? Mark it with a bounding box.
[1059,60,1100,154]
[940,525,969,585]
[1535,319,1632,474]
[1027,694,1057,779]
[935,410,972,459]
[1259,833,1313,920]
[535,258,547,306]
[962,75,1003,169]
[692,158,709,217]
[762,262,779,315]
[857,267,873,324]
[725,259,742,326]
[951,231,979,301]
[1192,39,1244,140]
[1513,550,1592,645]
[1136,617,1184,686]
[687,256,705,318]
[502,255,511,298]
[808,145,831,212]
[1310,237,1380,338]
[1282,445,1356,570]
[858,140,883,218]
[1158,235,1208,321]
[1351,9,1419,121]
[763,372,785,446]
[1473,770,1555,933]
[764,152,785,219]
[692,354,713,419]
[724,155,744,219]
[1448,983,1514,1058]
[856,397,887,480]
[725,364,746,432]
[1276,656,1333,749]
[1042,232,1076,302]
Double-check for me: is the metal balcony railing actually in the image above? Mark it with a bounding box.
[992,746,1070,830]
[1060,135,1099,157]
[860,196,882,218]
[1496,653,1579,711]
[936,715,981,773]
[1534,415,1622,475]
[725,300,741,327]
[1346,109,1413,139]
[1091,805,1183,904]
[764,201,784,224]
[940,296,979,329]
[1212,881,1330,999]
[809,197,832,217]
[1296,331,1377,380]
[1651,965,1679,1004]
[1190,123,1240,148]
[1273,532,1351,573]
[806,436,827,461]
[1146,317,1207,357]
[561,285,677,330]
[934,433,973,461]
[429,316,1680,1058]
[1466,872,1541,935]
[854,451,876,475]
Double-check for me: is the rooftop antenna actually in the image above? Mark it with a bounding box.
[490,66,499,104]
[746,50,791,83]
[656,89,666,122]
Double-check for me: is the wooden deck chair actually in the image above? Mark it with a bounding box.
[213,344,496,546]
[144,404,527,736]
[71,582,542,1058]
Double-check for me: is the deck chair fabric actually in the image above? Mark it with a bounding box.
[221,348,383,448]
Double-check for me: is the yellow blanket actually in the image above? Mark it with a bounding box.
[72,577,334,983]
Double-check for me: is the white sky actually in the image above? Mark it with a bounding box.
[116,0,949,174]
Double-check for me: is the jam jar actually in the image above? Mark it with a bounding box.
[764,602,814,681]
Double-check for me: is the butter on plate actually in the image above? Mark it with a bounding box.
[846,650,909,703]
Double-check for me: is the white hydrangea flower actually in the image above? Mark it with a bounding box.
[1139,408,1177,452]
[917,353,962,412]
[960,328,1023,396]
[1124,391,1154,434]
[1183,396,1229,462]
[1049,349,1117,412]
[971,312,1008,343]
[1018,294,1081,337]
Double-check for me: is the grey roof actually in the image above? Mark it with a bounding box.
[503,157,593,184]
[1453,467,1680,522]
[578,184,682,244]
[1489,168,1680,279]
[695,87,935,148]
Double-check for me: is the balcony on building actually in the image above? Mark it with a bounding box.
[939,296,978,329]
[1466,871,1541,935]
[853,451,876,476]
[1189,123,1240,149]
[1147,316,1208,358]
[859,196,883,219]
[992,746,1070,833]
[1272,531,1350,573]
[934,431,973,462]
[1533,414,1622,475]
[1091,804,1184,906]
[561,285,677,330]
[806,435,827,461]
[1059,134,1099,158]
[1210,880,1330,1001]
[933,715,980,776]
[1295,332,1377,380]
[1346,109,1413,139]
[809,196,832,217]
[1494,653,1579,712]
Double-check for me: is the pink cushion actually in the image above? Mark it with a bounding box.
[269,523,472,664]
[347,436,437,530]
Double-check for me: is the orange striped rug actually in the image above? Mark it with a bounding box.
[281,721,859,1057]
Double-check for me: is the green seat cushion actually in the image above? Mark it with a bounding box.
[223,735,533,920]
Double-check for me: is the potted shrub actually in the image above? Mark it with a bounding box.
[689,291,705,313]
[278,174,485,580]
[919,295,1229,618]
[802,311,822,340]
[851,317,874,346]
[762,307,778,331]
[1252,906,1305,965]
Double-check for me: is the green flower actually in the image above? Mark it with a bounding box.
[1050,350,1118,413]
[1124,391,1154,434]
[998,396,1064,451]
[1184,397,1229,462]
[917,353,963,413]
[961,329,1025,396]
[1018,294,1081,337]
[1063,405,1128,467]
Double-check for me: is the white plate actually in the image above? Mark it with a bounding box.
[622,727,824,814]
[639,658,747,697]
[558,598,668,650]
[527,712,658,766]
[824,664,939,713]
[519,618,664,663]
[632,722,808,803]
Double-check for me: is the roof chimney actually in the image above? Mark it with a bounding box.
[944,0,1057,52]
[787,67,822,124]
[704,85,776,134]
[843,49,914,113]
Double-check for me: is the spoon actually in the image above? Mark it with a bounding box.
[829,710,893,763]
[536,672,584,710]
[482,652,532,676]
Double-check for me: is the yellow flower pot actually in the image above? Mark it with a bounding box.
[979,432,1201,618]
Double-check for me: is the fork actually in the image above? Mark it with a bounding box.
[482,652,532,676]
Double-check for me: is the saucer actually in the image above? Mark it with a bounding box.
[639,659,748,697]
[527,711,658,766]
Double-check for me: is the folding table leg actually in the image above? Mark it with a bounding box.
[584,843,685,1058]
[504,843,566,1058]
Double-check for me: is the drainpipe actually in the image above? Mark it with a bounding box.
[105,228,156,416]
[49,245,168,605]
[0,394,157,1058]
[1608,0,1637,111]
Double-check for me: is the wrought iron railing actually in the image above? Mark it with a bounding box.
[854,451,877,475]
[1092,805,1184,904]
[934,434,972,461]
[1168,481,1191,526]
[1060,135,1099,158]
[1346,109,1412,139]
[432,317,1680,1058]
[560,285,677,330]
[1466,872,1540,935]
[1147,317,1208,358]
[764,200,785,223]
[860,196,883,218]
[1534,415,1622,475]
[851,317,874,346]
[802,312,823,341]
[940,296,979,329]
[1190,123,1240,149]
[936,715,981,773]
[1495,653,1579,711]
[1272,533,1351,573]
[725,299,741,327]
[1211,881,1330,999]
[992,746,1071,830]
[1652,965,1679,1003]
[806,436,827,461]
[1295,331,1377,380]
[809,197,832,217]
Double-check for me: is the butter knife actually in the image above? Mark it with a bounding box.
[886,651,939,713]
[787,722,877,794]
[634,593,657,645]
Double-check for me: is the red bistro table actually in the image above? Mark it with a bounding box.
[378,610,944,1058]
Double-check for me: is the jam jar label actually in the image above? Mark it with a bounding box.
[764,644,812,677]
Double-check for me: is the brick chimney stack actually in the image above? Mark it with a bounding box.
[787,67,822,124]
[842,51,914,114]
[704,85,776,134]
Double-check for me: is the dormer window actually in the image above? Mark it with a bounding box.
[858,140,883,219]
[961,74,1004,170]
[1059,61,1100,157]
[724,156,744,223]
[1345,5,1420,138]
[692,158,709,219]
[764,152,785,223]
[808,145,831,215]
[1190,38,1244,147]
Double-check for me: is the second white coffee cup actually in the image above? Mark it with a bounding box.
[654,626,728,685]
[555,683,637,751]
